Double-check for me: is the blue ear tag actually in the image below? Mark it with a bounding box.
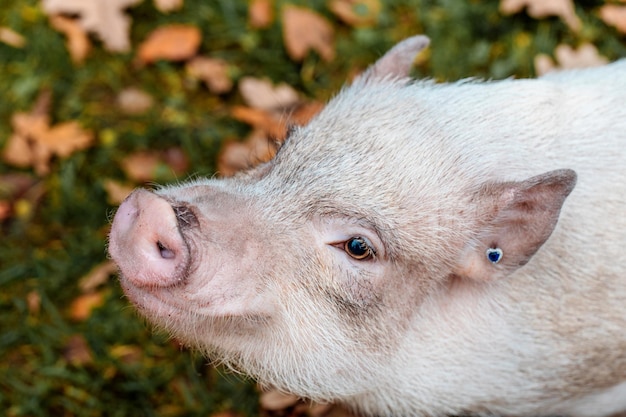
[486,248,503,264]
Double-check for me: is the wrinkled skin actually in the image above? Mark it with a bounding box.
[109,36,626,416]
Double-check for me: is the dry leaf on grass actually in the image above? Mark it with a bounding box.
[42,0,142,52]
[534,43,609,75]
[120,148,189,183]
[103,179,134,205]
[329,0,381,27]
[218,129,278,176]
[0,27,26,48]
[110,345,143,364]
[79,261,117,292]
[249,0,274,28]
[222,102,324,175]
[27,291,41,316]
[282,5,335,62]
[2,91,94,176]
[63,335,93,366]
[239,76,300,110]
[500,0,581,31]
[49,15,91,64]
[259,389,300,411]
[599,4,626,34]
[154,0,183,13]
[186,57,233,94]
[138,24,202,63]
[117,87,154,114]
[69,292,105,321]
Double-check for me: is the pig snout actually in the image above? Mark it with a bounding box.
[109,189,191,288]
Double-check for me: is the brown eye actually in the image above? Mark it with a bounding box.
[344,237,373,260]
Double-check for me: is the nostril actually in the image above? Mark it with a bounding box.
[157,240,176,259]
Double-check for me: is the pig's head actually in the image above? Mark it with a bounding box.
[108,36,576,404]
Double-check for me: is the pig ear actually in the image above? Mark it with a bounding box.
[454,169,577,282]
[357,35,430,83]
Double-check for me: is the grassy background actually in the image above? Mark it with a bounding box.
[1,0,624,416]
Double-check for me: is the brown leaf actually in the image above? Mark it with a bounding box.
[2,92,93,176]
[63,335,93,366]
[49,15,91,64]
[117,87,154,114]
[500,0,581,31]
[120,148,189,182]
[138,24,202,63]
[103,179,134,205]
[0,27,26,48]
[231,106,287,139]
[259,389,300,411]
[26,291,41,316]
[154,0,183,13]
[534,43,609,75]
[0,201,10,222]
[249,0,274,28]
[239,77,300,110]
[120,151,162,182]
[599,4,626,34]
[328,0,381,27]
[186,57,233,94]
[42,0,142,52]
[79,261,117,293]
[69,292,105,321]
[282,5,335,62]
[217,130,278,176]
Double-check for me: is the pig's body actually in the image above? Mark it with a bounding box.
[109,36,626,416]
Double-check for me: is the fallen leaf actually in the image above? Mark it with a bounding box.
[329,0,381,27]
[138,24,202,63]
[534,43,609,75]
[27,291,41,316]
[79,261,117,293]
[2,91,94,176]
[117,87,154,114]
[186,57,233,94]
[103,179,134,204]
[282,5,335,62]
[0,27,26,48]
[49,15,91,64]
[42,0,142,52]
[218,129,278,176]
[110,344,143,364]
[0,201,10,221]
[120,151,162,182]
[69,292,105,321]
[154,0,183,13]
[500,0,581,31]
[63,335,93,366]
[599,4,626,34]
[120,148,189,182]
[239,76,300,110]
[231,106,287,139]
[259,389,300,411]
[249,0,274,28]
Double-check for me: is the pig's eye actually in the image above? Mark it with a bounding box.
[344,237,375,260]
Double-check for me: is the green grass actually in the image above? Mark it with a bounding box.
[0,0,624,415]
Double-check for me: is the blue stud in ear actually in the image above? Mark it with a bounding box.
[486,248,503,264]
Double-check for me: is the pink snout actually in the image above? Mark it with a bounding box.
[109,189,190,288]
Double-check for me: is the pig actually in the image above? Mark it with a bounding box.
[108,35,626,417]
